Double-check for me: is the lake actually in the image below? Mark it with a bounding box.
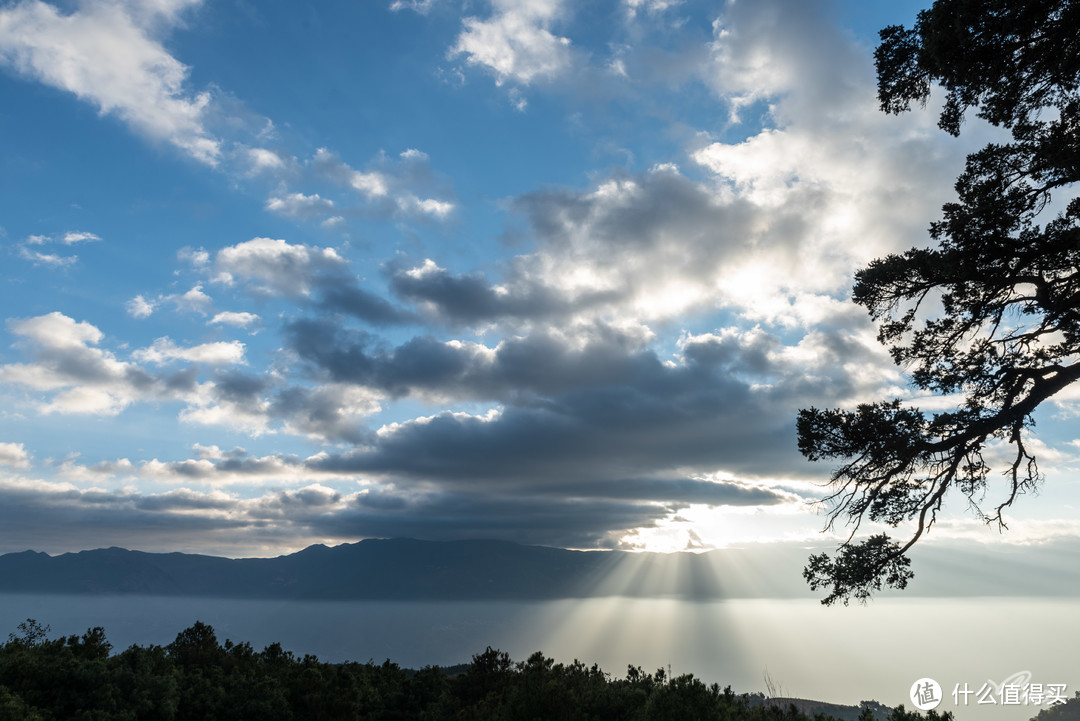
[0,593,1072,721]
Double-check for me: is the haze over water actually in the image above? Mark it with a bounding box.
[0,593,1069,721]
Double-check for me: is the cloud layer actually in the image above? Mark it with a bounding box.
[0,0,1068,560]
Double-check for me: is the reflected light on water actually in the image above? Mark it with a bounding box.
[0,591,1075,721]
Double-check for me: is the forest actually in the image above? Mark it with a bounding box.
[0,618,960,721]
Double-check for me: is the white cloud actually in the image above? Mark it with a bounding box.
[17,247,77,267]
[389,0,439,13]
[0,442,30,469]
[134,337,246,366]
[41,386,130,415]
[246,147,285,172]
[436,0,975,332]
[214,237,346,297]
[0,312,146,415]
[9,311,103,350]
[278,383,383,442]
[209,311,259,328]
[0,0,220,164]
[0,312,265,420]
[452,0,572,86]
[396,194,454,219]
[14,229,102,267]
[191,443,246,461]
[265,191,335,219]
[178,246,210,267]
[61,230,101,244]
[125,294,157,318]
[624,0,681,18]
[314,147,388,197]
[307,146,455,222]
[350,170,389,198]
[179,386,273,436]
[703,1,842,119]
[173,284,213,315]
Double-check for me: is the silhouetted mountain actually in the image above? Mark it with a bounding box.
[0,539,817,600]
[2,536,1077,600]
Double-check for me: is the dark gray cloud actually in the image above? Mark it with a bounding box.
[534,478,791,505]
[0,475,773,555]
[307,391,799,485]
[309,147,456,223]
[212,370,274,404]
[285,317,703,401]
[210,238,414,326]
[317,493,672,549]
[382,169,768,326]
[319,285,416,325]
[283,315,888,484]
[388,261,616,324]
[269,384,376,444]
[0,483,250,555]
[0,312,206,415]
[134,489,236,512]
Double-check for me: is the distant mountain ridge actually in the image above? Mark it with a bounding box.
[0,538,777,600]
[2,536,1077,600]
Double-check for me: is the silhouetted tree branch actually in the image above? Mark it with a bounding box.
[800,0,1080,605]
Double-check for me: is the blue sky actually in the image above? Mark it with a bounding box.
[1,0,1078,561]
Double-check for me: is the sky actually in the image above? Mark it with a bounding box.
[1,0,1079,562]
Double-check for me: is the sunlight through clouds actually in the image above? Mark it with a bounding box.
[0,0,1075,568]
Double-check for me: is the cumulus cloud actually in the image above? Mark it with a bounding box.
[13,229,100,268]
[127,286,223,320]
[266,192,336,220]
[0,313,379,441]
[61,231,102,244]
[214,237,347,297]
[284,316,895,485]
[209,311,260,328]
[306,147,455,223]
[395,194,454,219]
[125,295,157,319]
[173,367,384,443]
[245,146,286,172]
[5,452,803,552]
[173,285,214,315]
[400,0,974,334]
[318,285,415,326]
[452,0,573,86]
[623,0,681,19]
[0,442,30,469]
[17,247,77,268]
[391,166,868,329]
[205,237,413,326]
[272,383,382,443]
[0,0,220,164]
[133,338,247,366]
[0,0,1037,555]
[388,258,597,324]
[389,0,440,13]
[0,312,177,415]
[313,148,388,198]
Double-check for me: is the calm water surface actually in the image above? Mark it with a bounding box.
[0,594,1072,721]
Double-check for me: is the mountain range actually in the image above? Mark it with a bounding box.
[1,536,1075,600]
[0,538,813,600]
